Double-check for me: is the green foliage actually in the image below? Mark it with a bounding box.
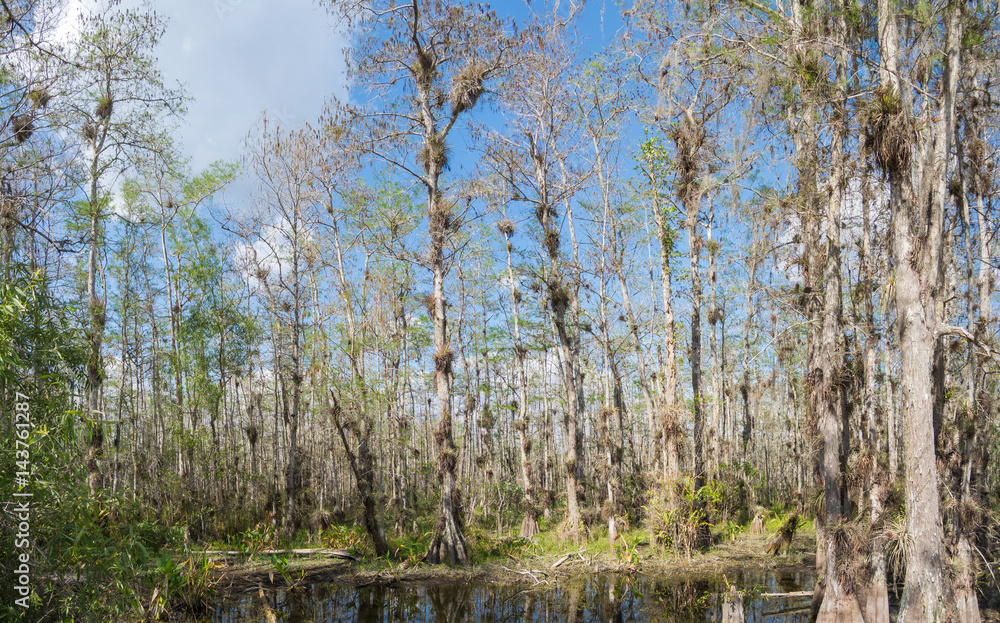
[388,532,432,566]
[634,131,679,252]
[715,519,744,541]
[144,553,218,617]
[269,553,307,589]
[645,477,726,556]
[465,526,532,563]
[0,266,147,622]
[612,532,641,567]
[764,508,812,534]
[323,523,367,554]
[716,461,764,518]
[239,521,278,560]
[880,512,910,581]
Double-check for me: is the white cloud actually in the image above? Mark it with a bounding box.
[51,0,98,45]
[233,214,317,291]
[58,0,350,174]
[153,0,350,172]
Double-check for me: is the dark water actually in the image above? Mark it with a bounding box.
[206,569,816,623]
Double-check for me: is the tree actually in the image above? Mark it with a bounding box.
[808,0,860,617]
[69,0,183,498]
[651,22,737,548]
[496,208,541,538]
[309,120,390,556]
[872,0,963,618]
[123,148,237,484]
[636,134,681,510]
[237,115,320,536]
[0,0,77,272]
[483,15,589,537]
[323,0,516,564]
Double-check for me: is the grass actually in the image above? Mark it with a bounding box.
[198,519,817,597]
[136,506,820,622]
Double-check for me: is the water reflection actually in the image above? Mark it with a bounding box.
[205,570,816,623]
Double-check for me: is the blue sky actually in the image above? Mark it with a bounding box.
[152,0,348,172]
[143,0,623,207]
[58,0,349,177]
[148,1,621,161]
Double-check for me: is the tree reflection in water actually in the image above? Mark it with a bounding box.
[211,570,817,622]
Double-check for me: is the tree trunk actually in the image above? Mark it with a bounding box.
[500,221,539,538]
[86,183,105,499]
[707,208,720,479]
[425,195,467,563]
[643,140,680,511]
[814,6,862,617]
[687,199,704,497]
[676,112,710,547]
[878,0,960,617]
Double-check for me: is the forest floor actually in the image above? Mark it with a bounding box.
[201,526,817,596]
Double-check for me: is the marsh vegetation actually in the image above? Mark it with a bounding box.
[2,0,1000,621]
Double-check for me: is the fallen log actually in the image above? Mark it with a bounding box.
[552,554,572,568]
[765,606,812,617]
[761,591,813,598]
[197,548,358,561]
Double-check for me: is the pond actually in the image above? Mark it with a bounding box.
[204,569,817,623]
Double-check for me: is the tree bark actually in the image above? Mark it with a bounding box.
[814,4,862,618]
[878,0,959,617]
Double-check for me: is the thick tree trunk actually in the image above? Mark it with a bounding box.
[815,10,862,617]
[894,247,951,620]
[425,241,468,564]
[878,0,960,618]
[814,2,864,619]
[552,299,583,536]
[411,14,467,562]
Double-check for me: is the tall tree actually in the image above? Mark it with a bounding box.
[70,0,183,498]
[238,115,319,536]
[483,16,589,537]
[811,0,861,617]
[123,148,237,487]
[309,121,390,556]
[872,0,964,618]
[637,135,681,510]
[496,208,540,538]
[324,0,516,564]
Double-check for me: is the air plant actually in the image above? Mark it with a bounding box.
[12,114,33,143]
[450,61,487,115]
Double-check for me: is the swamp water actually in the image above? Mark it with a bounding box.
[205,569,816,623]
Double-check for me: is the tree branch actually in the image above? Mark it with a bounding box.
[938,323,1000,362]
